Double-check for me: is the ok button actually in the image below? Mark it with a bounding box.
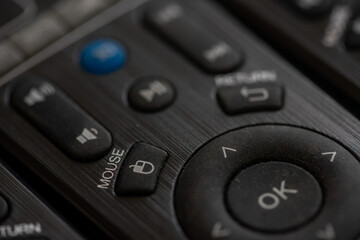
[226,162,322,232]
[258,180,298,210]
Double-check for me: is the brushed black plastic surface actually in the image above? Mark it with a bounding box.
[0,0,359,239]
[0,156,83,240]
[221,0,360,106]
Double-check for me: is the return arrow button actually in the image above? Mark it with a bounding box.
[217,84,283,115]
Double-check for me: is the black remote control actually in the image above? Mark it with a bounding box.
[0,0,359,239]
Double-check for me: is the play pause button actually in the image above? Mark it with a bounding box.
[128,77,176,112]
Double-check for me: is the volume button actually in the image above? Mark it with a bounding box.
[11,77,112,162]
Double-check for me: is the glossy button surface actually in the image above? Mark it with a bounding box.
[80,39,127,75]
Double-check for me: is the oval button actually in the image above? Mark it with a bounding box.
[80,39,127,75]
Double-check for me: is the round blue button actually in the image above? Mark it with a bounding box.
[80,39,127,75]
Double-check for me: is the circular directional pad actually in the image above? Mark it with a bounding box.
[175,125,360,240]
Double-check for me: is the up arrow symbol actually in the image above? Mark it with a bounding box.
[316,224,336,240]
[222,147,237,159]
[322,152,337,162]
[211,222,231,239]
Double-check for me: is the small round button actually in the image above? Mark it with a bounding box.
[226,162,322,232]
[80,39,127,75]
[128,77,175,112]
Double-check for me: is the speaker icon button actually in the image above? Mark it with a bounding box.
[12,77,112,161]
[76,128,98,145]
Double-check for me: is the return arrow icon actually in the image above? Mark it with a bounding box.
[240,86,269,102]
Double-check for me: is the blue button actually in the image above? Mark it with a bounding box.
[80,39,127,75]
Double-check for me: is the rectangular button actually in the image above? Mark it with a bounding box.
[217,84,284,115]
[11,77,112,161]
[53,0,111,27]
[115,143,168,196]
[11,12,68,56]
[0,41,25,75]
[146,2,243,73]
